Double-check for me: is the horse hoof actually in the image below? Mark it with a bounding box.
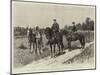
[68,49,71,51]
[51,56,53,58]
[54,55,56,58]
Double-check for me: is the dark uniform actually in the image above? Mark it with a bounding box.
[72,22,77,32]
[51,19,59,33]
[72,25,77,32]
[71,22,77,39]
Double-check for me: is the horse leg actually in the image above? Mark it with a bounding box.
[32,42,35,53]
[50,43,53,58]
[35,40,38,55]
[68,41,71,51]
[79,39,82,48]
[31,42,33,53]
[82,37,85,49]
[81,38,85,49]
[57,43,60,54]
[29,41,31,49]
[54,44,56,57]
[38,40,42,55]
[30,42,33,53]
[79,38,84,49]
[61,42,64,53]
[29,41,32,52]
[39,44,41,55]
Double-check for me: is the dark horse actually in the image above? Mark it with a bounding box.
[28,28,43,54]
[63,30,85,50]
[45,27,64,57]
[28,28,36,53]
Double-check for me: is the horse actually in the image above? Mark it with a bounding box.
[45,27,64,57]
[28,28,36,53]
[63,30,85,50]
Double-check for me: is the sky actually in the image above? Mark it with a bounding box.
[12,1,95,28]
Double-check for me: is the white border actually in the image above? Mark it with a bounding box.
[0,0,100,75]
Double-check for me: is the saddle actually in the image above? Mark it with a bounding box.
[70,32,78,40]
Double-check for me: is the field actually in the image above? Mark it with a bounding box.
[13,31,95,69]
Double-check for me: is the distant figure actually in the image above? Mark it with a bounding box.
[72,21,77,33]
[51,19,59,33]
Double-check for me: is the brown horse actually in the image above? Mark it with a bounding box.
[45,27,64,57]
[63,30,85,50]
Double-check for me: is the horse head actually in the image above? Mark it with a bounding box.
[45,27,52,39]
[60,29,69,36]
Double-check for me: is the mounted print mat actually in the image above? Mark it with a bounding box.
[11,0,96,74]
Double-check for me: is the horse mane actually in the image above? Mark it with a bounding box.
[45,27,52,35]
[61,29,70,36]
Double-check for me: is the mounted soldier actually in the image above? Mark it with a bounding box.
[72,21,77,33]
[70,21,78,41]
[51,19,59,33]
[51,19,60,39]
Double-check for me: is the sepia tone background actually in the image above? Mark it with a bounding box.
[1,0,100,75]
[12,1,95,28]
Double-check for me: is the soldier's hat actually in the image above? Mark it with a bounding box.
[72,21,75,24]
[53,19,56,21]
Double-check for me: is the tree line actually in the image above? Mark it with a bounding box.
[14,17,94,36]
[64,17,94,31]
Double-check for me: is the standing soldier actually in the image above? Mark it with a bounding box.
[26,26,29,37]
[35,26,40,39]
[51,19,60,33]
[35,26,43,54]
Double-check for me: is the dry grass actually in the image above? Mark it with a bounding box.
[63,43,94,64]
[13,31,94,68]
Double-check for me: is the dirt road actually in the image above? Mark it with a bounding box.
[12,41,95,74]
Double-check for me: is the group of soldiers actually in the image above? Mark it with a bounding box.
[27,19,77,39]
[27,19,78,53]
[52,19,77,34]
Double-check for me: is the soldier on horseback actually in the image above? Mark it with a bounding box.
[70,21,77,40]
[72,21,77,33]
[51,19,60,38]
[52,19,59,33]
